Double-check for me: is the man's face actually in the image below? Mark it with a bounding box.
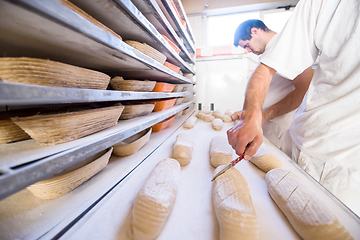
[238,31,266,55]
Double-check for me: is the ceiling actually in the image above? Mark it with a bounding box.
[182,0,299,15]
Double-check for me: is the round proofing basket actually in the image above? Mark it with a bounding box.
[0,57,111,89]
[27,147,113,200]
[113,128,152,157]
[12,105,124,145]
[120,104,155,120]
[110,76,156,92]
[125,40,166,64]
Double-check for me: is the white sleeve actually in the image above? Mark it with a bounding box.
[261,0,321,80]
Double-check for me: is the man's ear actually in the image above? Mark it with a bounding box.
[250,27,258,35]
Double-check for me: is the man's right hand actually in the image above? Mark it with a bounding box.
[227,110,263,160]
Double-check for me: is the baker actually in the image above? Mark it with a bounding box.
[232,19,313,157]
[227,0,360,214]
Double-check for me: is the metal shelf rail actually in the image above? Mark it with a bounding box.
[155,0,196,53]
[70,0,195,74]
[0,0,194,83]
[131,0,194,63]
[0,82,192,106]
[0,102,193,200]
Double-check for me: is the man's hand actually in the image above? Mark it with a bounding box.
[230,111,243,121]
[227,110,263,160]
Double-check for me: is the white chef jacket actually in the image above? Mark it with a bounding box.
[260,0,360,214]
[262,72,295,157]
[261,35,296,157]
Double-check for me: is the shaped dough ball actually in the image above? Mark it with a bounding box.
[132,158,181,240]
[212,118,223,131]
[172,133,194,166]
[210,136,232,168]
[218,114,232,123]
[204,114,215,122]
[199,110,211,114]
[212,110,223,118]
[183,116,197,129]
[266,168,353,240]
[212,165,259,240]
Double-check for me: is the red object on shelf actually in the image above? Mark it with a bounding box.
[164,61,181,73]
[150,98,177,112]
[169,0,182,20]
[162,35,181,54]
[151,115,176,132]
[152,82,175,93]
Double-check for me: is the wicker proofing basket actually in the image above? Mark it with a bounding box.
[27,147,113,200]
[0,119,30,144]
[113,128,152,157]
[110,76,156,92]
[58,0,122,40]
[0,57,111,89]
[125,40,167,64]
[120,104,155,120]
[12,105,124,146]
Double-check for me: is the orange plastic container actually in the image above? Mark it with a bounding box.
[152,82,175,93]
[151,115,175,132]
[162,35,181,54]
[164,61,180,73]
[151,98,176,112]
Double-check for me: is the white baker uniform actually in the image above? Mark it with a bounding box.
[262,71,295,158]
[261,0,360,215]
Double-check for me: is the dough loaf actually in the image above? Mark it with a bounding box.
[183,116,197,129]
[210,136,232,167]
[266,168,353,240]
[212,118,223,131]
[172,133,194,166]
[212,165,259,240]
[250,144,282,172]
[199,110,211,114]
[218,114,232,123]
[132,158,181,240]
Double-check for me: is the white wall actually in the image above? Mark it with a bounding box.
[195,56,254,112]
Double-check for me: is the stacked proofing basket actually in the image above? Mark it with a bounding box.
[125,40,167,64]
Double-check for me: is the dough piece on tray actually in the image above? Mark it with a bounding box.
[212,118,223,131]
[212,165,259,240]
[218,114,232,123]
[172,133,194,166]
[196,112,214,122]
[249,144,282,172]
[266,168,353,240]
[210,136,232,168]
[132,158,181,240]
[199,110,211,114]
[183,116,197,129]
[212,110,223,118]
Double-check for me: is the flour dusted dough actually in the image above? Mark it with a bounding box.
[250,144,282,172]
[199,110,211,114]
[132,158,181,240]
[212,110,223,118]
[266,168,353,240]
[224,109,234,117]
[183,116,197,129]
[172,133,194,166]
[212,165,259,240]
[196,112,214,122]
[218,114,232,123]
[210,136,232,167]
[212,118,223,131]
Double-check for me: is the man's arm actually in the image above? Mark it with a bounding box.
[262,66,314,123]
[227,63,276,159]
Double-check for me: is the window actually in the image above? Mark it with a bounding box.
[207,12,260,46]
[263,9,293,33]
